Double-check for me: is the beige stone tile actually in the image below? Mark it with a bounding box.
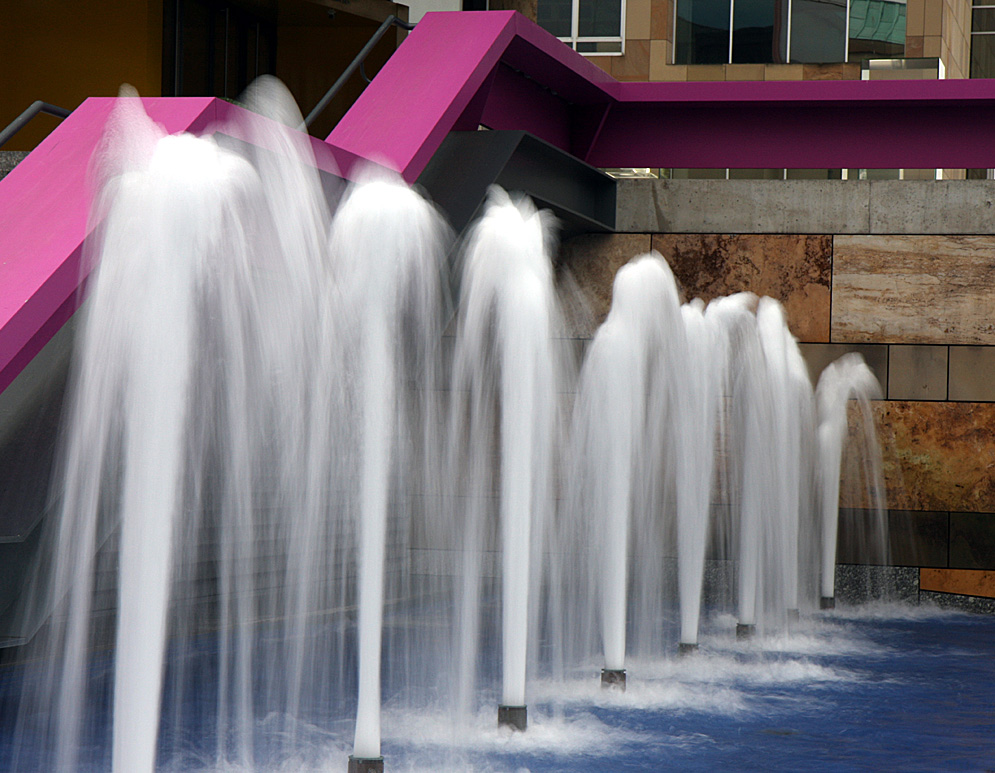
[888,345,948,400]
[612,40,651,80]
[949,347,995,401]
[725,64,765,81]
[923,36,942,57]
[650,42,680,80]
[765,64,804,80]
[920,568,995,598]
[924,0,943,34]
[584,56,613,75]
[652,234,831,341]
[559,234,653,335]
[650,0,672,41]
[905,36,925,57]
[626,0,652,40]
[907,0,926,35]
[832,235,995,345]
[687,64,726,81]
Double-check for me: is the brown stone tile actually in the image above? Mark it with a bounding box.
[650,0,672,40]
[797,343,888,389]
[765,64,804,80]
[612,40,651,80]
[687,64,726,81]
[841,63,861,80]
[906,36,925,57]
[802,64,843,80]
[558,234,653,336]
[832,235,995,346]
[626,0,652,40]
[725,64,765,81]
[949,347,995,401]
[652,234,831,342]
[847,401,995,513]
[920,567,995,598]
[887,345,948,400]
[949,512,995,570]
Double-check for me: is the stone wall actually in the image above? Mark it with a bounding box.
[560,178,995,605]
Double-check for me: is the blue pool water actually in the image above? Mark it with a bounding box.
[2,604,993,772]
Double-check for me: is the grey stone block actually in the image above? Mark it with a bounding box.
[949,346,995,402]
[869,180,995,235]
[918,590,995,614]
[797,343,888,391]
[949,512,995,571]
[887,345,948,400]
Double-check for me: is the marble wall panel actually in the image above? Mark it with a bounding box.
[651,234,831,342]
[841,401,995,513]
[832,235,995,345]
[558,233,652,337]
[920,567,995,599]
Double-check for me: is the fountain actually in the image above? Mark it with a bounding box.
[6,81,989,773]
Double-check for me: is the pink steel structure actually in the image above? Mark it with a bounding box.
[3,9,995,394]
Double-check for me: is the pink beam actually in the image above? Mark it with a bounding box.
[0,97,361,396]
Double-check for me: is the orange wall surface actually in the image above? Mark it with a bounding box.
[0,0,163,151]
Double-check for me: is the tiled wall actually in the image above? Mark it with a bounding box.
[905,0,971,78]
[560,228,995,602]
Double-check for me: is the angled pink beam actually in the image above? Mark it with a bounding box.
[327,11,521,181]
[0,96,361,396]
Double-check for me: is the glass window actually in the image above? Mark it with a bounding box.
[849,0,906,59]
[790,0,847,63]
[732,0,776,63]
[537,0,625,54]
[537,0,572,38]
[675,0,733,64]
[972,0,995,77]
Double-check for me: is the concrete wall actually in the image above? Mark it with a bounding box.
[560,178,995,606]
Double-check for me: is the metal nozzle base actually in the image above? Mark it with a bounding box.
[601,668,626,690]
[498,704,527,731]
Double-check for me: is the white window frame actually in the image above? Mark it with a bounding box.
[556,0,627,56]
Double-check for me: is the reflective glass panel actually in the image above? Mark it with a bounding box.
[790,0,847,62]
[537,0,573,38]
[675,0,732,63]
[578,0,623,37]
[973,7,995,32]
[971,32,995,77]
[732,0,776,63]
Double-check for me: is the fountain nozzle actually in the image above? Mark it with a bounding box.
[498,704,527,731]
[348,756,384,773]
[820,596,836,610]
[678,642,699,656]
[736,623,756,639]
[601,668,626,690]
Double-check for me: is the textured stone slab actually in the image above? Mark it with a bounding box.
[920,567,995,599]
[652,234,831,342]
[949,512,995,571]
[832,235,995,345]
[842,401,995,513]
[616,179,871,234]
[559,234,652,336]
[869,180,995,234]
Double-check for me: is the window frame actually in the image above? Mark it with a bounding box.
[554,0,627,56]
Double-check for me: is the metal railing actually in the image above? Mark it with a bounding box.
[303,14,415,129]
[0,101,72,150]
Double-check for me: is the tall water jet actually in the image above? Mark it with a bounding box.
[816,354,885,609]
[677,298,720,650]
[331,172,447,763]
[451,189,561,730]
[572,254,681,684]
